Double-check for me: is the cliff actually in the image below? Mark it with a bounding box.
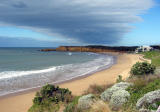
[41,45,138,53]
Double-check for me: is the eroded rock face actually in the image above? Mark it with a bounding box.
[136,89,160,112]
[109,89,130,110]
[100,82,132,102]
[77,94,96,110]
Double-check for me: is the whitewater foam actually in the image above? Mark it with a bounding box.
[0,54,116,96]
[0,67,57,79]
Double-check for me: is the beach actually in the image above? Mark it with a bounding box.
[0,53,143,112]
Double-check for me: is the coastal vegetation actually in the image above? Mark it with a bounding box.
[123,76,160,111]
[141,51,160,67]
[28,51,160,112]
[122,59,160,111]
[116,75,124,83]
[63,96,80,112]
[28,84,73,112]
[130,62,156,75]
[83,84,113,95]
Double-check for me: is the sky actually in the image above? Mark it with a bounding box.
[0,0,159,47]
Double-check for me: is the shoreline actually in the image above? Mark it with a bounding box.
[0,53,142,112]
[0,52,117,98]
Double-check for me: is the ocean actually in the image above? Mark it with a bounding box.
[0,47,116,96]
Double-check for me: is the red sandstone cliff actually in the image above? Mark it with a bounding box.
[55,46,117,52]
[40,46,137,53]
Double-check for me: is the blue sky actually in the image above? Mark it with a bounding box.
[0,0,159,47]
[122,0,160,46]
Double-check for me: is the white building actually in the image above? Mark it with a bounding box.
[135,46,153,53]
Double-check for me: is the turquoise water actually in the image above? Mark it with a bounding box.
[0,47,115,96]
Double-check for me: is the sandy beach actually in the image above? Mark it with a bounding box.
[0,53,143,112]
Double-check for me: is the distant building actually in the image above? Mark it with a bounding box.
[135,46,153,53]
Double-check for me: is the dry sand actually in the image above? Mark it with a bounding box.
[0,53,143,112]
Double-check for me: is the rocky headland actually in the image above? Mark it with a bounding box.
[40,45,138,53]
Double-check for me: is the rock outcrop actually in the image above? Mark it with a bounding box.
[40,45,138,53]
[136,89,160,112]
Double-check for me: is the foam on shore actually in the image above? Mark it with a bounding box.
[0,54,116,96]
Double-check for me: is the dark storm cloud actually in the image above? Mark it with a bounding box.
[12,1,27,8]
[0,36,59,47]
[0,0,154,44]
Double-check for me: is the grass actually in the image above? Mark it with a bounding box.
[141,51,160,67]
[83,84,113,95]
[116,75,124,83]
[123,75,160,111]
[28,100,60,112]
[148,101,160,110]
[63,96,80,112]
[64,83,113,112]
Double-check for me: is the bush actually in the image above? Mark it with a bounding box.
[28,101,60,112]
[29,84,73,112]
[148,101,160,110]
[34,84,72,104]
[40,84,55,98]
[130,62,156,75]
[33,96,43,105]
[63,96,80,112]
[123,78,160,111]
[116,75,123,83]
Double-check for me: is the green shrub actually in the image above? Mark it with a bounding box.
[63,96,80,112]
[116,75,123,83]
[28,100,60,112]
[33,96,43,105]
[28,84,73,112]
[148,101,160,110]
[130,62,156,75]
[34,84,72,104]
[123,78,160,111]
[40,84,55,98]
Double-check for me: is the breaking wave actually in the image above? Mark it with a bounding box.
[0,54,116,96]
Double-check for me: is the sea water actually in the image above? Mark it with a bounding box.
[0,47,116,96]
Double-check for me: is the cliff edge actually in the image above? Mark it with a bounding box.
[41,45,138,53]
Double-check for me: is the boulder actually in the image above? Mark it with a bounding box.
[109,89,130,110]
[136,89,160,111]
[77,94,96,110]
[100,82,132,101]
